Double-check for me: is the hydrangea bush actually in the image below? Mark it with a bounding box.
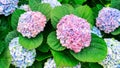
[0,0,120,68]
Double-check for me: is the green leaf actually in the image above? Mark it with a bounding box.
[0,16,11,40]
[11,9,25,30]
[89,63,103,68]
[37,44,50,52]
[18,0,29,6]
[62,0,69,3]
[96,4,103,10]
[37,3,52,20]
[36,52,52,61]
[58,0,62,2]
[0,41,6,55]
[29,0,52,20]
[51,5,74,29]
[19,33,43,50]
[47,31,65,51]
[92,4,103,18]
[0,47,12,68]
[5,30,19,43]
[81,62,90,68]
[51,49,79,67]
[29,0,40,10]
[73,0,86,5]
[111,0,120,10]
[74,5,94,28]
[111,27,120,35]
[70,33,107,62]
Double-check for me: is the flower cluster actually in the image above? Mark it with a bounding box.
[99,38,120,68]
[17,11,47,38]
[0,0,18,16]
[44,58,81,68]
[9,37,36,68]
[56,14,91,53]
[41,0,61,8]
[19,4,31,11]
[91,26,102,37]
[96,7,120,33]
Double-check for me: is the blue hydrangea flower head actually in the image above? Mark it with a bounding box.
[0,0,19,16]
[9,37,36,68]
[99,38,120,68]
[96,7,120,33]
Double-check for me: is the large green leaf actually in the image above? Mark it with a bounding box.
[73,5,94,28]
[37,4,52,20]
[51,49,79,67]
[29,0,40,11]
[47,31,65,51]
[111,0,120,10]
[51,5,74,29]
[19,33,43,50]
[5,30,19,43]
[70,34,107,62]
[0,47,12,68]
[29,0,52,20]
[111,27,120,35]
[11,9,25,30]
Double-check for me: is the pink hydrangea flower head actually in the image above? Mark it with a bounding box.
[96,7,120,33]
[56,14,91,53]
[17,11,47,38]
